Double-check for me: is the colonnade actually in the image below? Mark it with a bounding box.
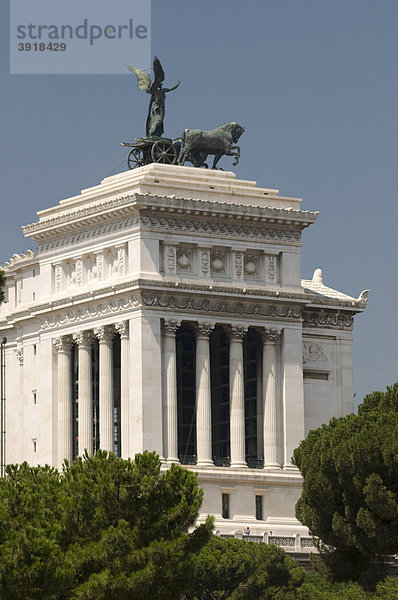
[54,321,129,468]
[54,317,285,470]
[162,319,282,469]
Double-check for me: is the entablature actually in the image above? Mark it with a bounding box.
[23,192,318,244]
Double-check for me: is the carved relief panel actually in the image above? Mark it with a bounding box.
[210,250,227,277]
[244,252,261,281]
[176,247,194,274]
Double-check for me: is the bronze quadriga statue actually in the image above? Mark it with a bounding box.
[122,57,244,170]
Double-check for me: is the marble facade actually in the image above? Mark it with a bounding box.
[0,164,367,535]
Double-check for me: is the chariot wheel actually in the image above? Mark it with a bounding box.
[151,139,177,164]
[127,148,146,169]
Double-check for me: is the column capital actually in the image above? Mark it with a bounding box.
[262,328,282,344]
[94,324,115,344]
[54,335,73,354]
[73,330,94,350]
[229,325,248,341]
[115,321,129,339]
[162,318,181,337]
[195,321,215,339]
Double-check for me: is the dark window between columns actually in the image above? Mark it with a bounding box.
[71,342,78,461]
[244,328,263,467]
[91,338,100,453]
[176,322,196,464]
[113,333,121,457]
[210,326,230,466]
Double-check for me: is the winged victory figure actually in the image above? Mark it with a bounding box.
[126,56,180,139]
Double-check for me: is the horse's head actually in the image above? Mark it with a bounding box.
[227,122,245,144]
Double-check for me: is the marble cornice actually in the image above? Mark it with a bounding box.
[0,277,362,332]
[23,192,318,242]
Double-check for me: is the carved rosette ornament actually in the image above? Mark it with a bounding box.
[229,325,248,341]
[54,335,73,354]
[262,328,282,344]
[195,322,215,339]
[176,248,192,271]
[94,325,115,344]
[210,252,226,274]
[73,330,94,350]
[244,254,259,278]
[161,319,181,337]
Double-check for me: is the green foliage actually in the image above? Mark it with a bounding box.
[293,572,398,600]
[184,535,305,600]
[0,451,212,600]
[292,384,398,585]
[0,269,5,304]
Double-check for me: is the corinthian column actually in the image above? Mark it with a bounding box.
[54,335,73,468]
[195,322,215,467]
[229,325,248,468]
[115,321,129,458]
[95,325,115,453]
[74,331,94,456]
[162,319,180,463]
[262,328,282,469]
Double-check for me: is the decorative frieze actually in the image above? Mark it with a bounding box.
[39,215,303,254]
[303,310,354,330]
[51,244,127,294]
[39,289,303,331]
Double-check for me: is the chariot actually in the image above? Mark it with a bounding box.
[121,137,179,170]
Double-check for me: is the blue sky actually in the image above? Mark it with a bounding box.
[1,0,397,404]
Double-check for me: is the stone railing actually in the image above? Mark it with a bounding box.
[217,531,316,553]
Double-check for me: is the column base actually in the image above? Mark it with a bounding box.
[263,464,282,470]
[283,464,299,471]
[230,461,248,469]
[167,457,180,464]
[196,460,215,468]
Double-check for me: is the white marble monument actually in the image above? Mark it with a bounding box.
[0,164,368,537]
